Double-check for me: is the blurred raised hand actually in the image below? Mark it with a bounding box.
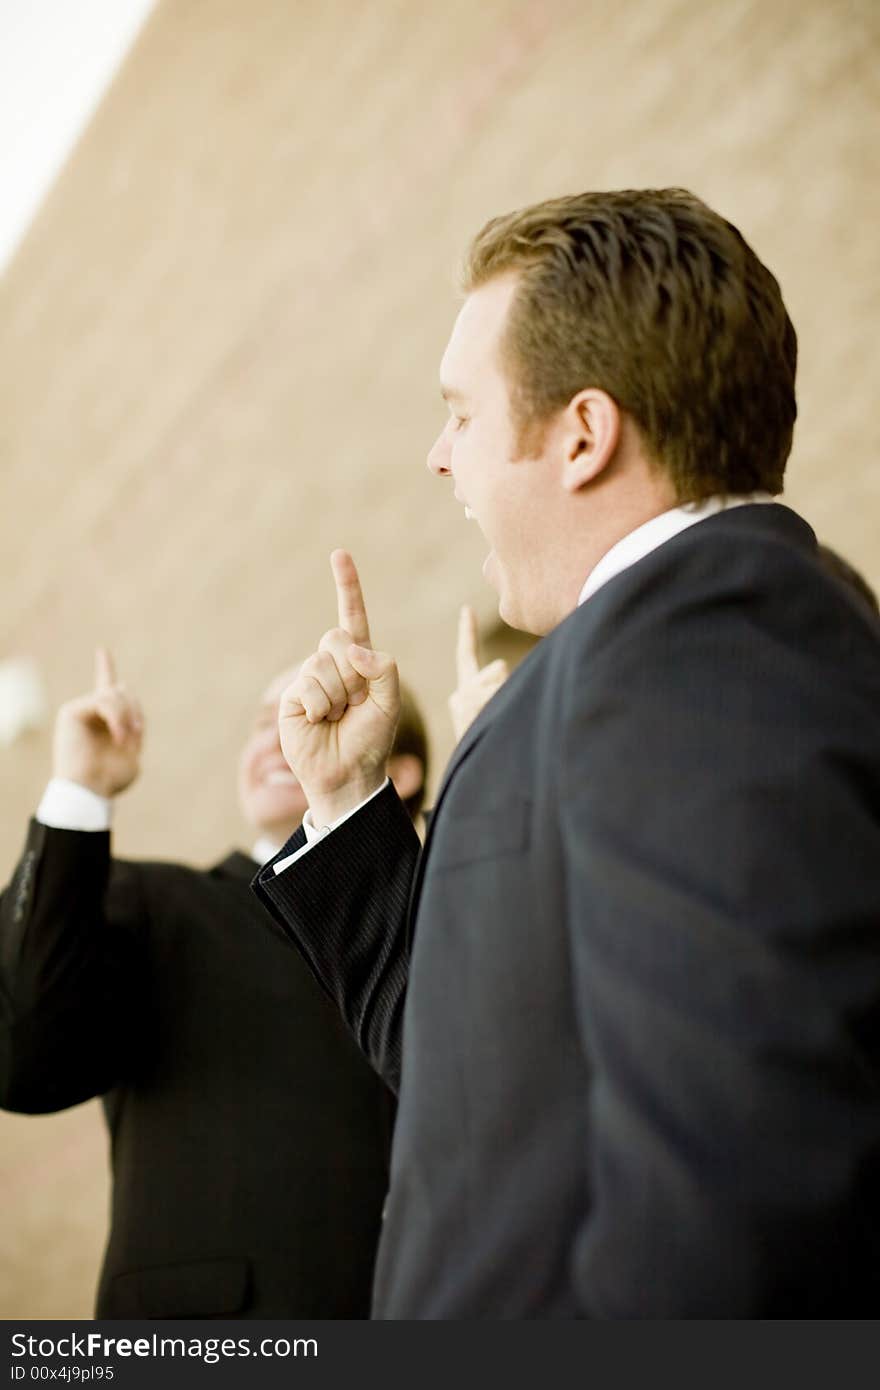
[278,551,400,826]
[52,648,144,798]
[449,605,508,742]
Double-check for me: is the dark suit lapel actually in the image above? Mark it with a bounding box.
[405,635,547,944]
[404,717,493,947]
[434,708,493,812]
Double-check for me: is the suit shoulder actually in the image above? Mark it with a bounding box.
[560,509,875,660]
[108,852,268,937]
[549,512,880,742]
[104,853,231,929]
[109,854,222,887]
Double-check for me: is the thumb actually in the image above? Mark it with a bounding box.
[348,645,399,715]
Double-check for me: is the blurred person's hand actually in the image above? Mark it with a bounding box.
[278,551,400,827]
[53,648,144,798]
[449,605,508,742]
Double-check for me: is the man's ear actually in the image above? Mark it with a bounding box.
[388,753,424,804]
[560,389,621,493]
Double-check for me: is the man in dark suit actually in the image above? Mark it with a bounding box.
[0,650,428,1318]
[252,189,880,1317]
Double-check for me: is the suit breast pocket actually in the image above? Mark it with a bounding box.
[428,797,531,871]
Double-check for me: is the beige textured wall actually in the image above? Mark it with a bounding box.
[1,0,878,1318]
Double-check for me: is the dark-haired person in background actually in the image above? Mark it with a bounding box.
[0,650,428,1319]
[254,189,880,1318]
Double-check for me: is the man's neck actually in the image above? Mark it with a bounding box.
[552,470,680,626]
[578,491,777,606]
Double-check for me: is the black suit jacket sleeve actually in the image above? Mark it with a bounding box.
[0,820,146,1113]
[558,605,880,1317]
[253,782,420,1094]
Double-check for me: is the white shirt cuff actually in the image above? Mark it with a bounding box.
[273,778,390,875]
[36,778,113,832]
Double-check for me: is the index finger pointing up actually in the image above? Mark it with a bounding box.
[456,605,480,685]
[330,550,372,648]
[95,646,117,691]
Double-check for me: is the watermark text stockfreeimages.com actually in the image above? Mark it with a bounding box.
[11,1332,316,1370]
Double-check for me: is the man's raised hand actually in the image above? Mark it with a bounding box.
[278,551,400,827]
[53,648,144,798]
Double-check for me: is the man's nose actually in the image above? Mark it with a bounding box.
[427,430,452,477]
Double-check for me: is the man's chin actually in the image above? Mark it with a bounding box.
[488,556,517,627]
[482,547,552,633]
[495,574,545,637]
[496,593,528,633]
[486,553,514,617]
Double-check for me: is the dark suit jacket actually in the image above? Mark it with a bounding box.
[0,828,394,1318]
[254,504,880,1318]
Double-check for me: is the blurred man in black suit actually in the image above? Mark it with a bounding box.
[0,650,427,1318]
[253,189,880,1317]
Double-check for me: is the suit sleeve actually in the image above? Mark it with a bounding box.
[558,612,880,1316]
[0,820,147,1112]
[252,781,420,1094]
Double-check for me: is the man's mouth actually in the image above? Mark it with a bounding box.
[461,500,494,577]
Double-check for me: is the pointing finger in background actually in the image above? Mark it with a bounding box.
[456,605,480,687]
[95,646,117,692]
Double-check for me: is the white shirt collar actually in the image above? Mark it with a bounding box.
[577,493,776,606]
[251,835,284,866]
